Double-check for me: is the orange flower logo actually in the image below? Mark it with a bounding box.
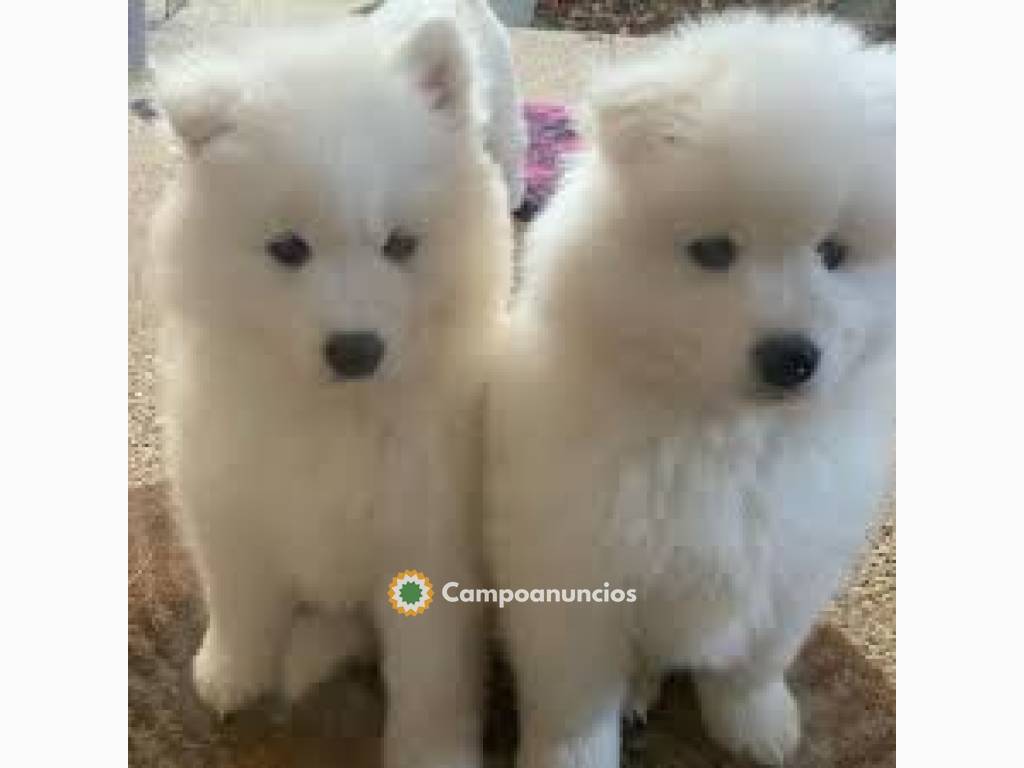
[388,570,434,616]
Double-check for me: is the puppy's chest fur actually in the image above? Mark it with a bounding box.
[171,361,476,610]
[596,407,883,667]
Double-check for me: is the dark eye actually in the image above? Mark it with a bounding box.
[687,236,736,272]
[818,237,847,270]
[381,228,418,266]
[267,232,311,268]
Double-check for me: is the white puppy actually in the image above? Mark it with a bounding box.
[487,13,894,767]
[373,0,528,210]
[153,16,511,768]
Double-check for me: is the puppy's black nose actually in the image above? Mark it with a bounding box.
[753,334,820,390]
[324,332,385,379]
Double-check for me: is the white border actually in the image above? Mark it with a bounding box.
[0,1,125,763]
[901,0,1024,763]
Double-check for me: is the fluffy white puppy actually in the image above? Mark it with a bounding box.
[487,12,895,767]
[373,0,528,210]
[153,16,511,768]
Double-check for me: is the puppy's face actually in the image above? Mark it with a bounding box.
[156,19,500,384]
[543,17,895,409]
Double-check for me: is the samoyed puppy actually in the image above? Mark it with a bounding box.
[152,16,511,768]
[371,0,528,210]
[487,13,895,767]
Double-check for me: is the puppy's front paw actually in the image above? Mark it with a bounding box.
[192,630,272,716]
[698,677,800,765]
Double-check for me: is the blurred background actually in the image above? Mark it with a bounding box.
[129,0,895,71]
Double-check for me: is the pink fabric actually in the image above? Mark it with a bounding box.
[520,102,583,216]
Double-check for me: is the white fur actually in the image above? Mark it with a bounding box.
[153,17,511,768]
[487,13,895,767]
[373,0,528,209]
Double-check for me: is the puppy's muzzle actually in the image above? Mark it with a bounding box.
[753,333,820,391]
[324,331,385,380]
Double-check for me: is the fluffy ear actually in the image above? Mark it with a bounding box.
[588,75,704,164]
[157,60,240,149]
[396,17,472,121]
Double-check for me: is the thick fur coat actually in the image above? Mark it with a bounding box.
[487,13,895,768]
[153,16,511,768]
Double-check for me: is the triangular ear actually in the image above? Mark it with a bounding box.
[157,60,240,150]
[588,53,729,165]
[396,17,472,122]
[588,76,703,165]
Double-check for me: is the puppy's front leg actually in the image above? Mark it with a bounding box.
[377,598,483,768]
[694,633,803,766]
[188,521,292,716]
[509,604,626,768]
[694,581,836,766]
